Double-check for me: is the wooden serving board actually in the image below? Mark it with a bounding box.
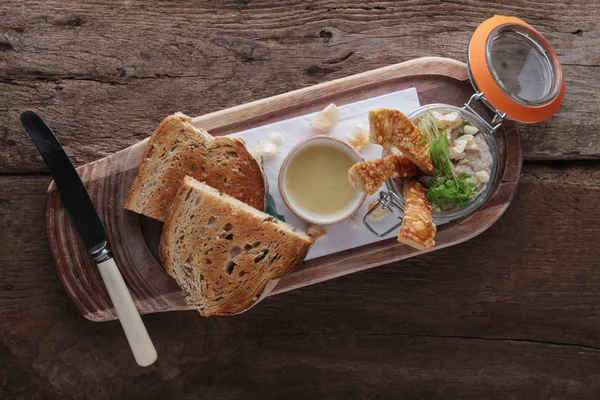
[46,57,521,322]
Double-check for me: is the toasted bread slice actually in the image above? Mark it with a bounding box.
[368,108,435,175]
[348,154,421,195]
[397,180,436,249]
[160,176,313,316]
[125,113,267,222]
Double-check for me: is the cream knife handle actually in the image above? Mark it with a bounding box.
[97,257,157,367]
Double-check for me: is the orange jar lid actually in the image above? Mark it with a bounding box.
[468,15,564,123]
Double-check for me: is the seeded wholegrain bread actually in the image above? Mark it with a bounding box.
[125,113,267,222]
[160,176,313,316]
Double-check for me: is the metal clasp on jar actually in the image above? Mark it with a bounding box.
[463,92,506,133]
[363,190,405,237]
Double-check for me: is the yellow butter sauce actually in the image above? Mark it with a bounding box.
[285,144,356,215]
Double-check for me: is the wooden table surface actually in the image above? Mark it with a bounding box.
[1,1,599,399]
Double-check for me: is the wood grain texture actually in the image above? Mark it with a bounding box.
[44,58,521,321]
[2,1,599,398]
[1,0,599,173]
[2,164,600,399]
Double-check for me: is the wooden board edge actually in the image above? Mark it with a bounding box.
[44,57,522,321]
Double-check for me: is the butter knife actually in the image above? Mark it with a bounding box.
[20,110,157,367]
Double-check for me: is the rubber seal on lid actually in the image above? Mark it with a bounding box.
[468,15,565,123]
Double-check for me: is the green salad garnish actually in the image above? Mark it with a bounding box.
[418,112,476,210]
[265,192,286,222]
[261,156,286,222]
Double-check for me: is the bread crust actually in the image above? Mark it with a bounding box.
[160,176,313,316]
[125,113,268,221]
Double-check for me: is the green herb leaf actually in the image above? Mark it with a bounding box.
[427,176,477,209]
[418,112,477,210]
[260,156,285,221]
[265,192,286,222]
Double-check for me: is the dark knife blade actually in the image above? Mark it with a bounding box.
[20,110,108,256]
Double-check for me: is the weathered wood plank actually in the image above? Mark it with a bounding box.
[5,334,600,400]
[1,164,599,398]
[2,0,598,80]
[1,0,599,172]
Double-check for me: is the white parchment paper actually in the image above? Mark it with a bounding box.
[228,88,421,260]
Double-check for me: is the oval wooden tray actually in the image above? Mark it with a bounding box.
[46,57,521,322]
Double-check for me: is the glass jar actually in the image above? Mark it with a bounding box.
[363,15,564,237]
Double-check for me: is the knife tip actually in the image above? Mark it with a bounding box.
[20,110,38,124]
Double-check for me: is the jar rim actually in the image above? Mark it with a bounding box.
[467,15,565,123]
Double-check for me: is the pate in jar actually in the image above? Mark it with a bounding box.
[364,15,564,236]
